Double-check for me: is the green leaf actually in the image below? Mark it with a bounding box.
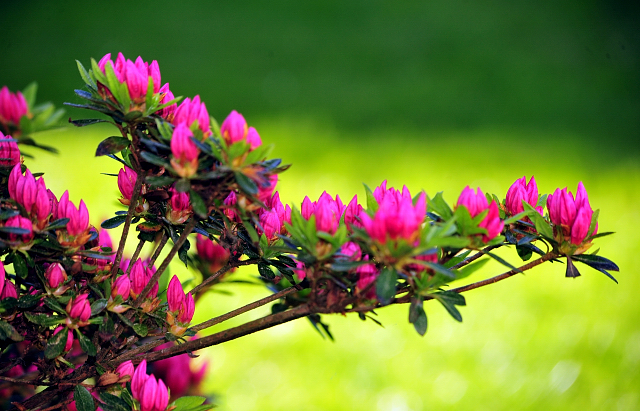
[433,291,465,322]
[0,226,31,235]
[11,253,28,279]
[376,267,397,305]
[146,175,175,188]
[571,253,619,283]
[486,251,522,273]
[17,294,41,309]
[189,190,208,218]
[455,258,489,280]
[409,297,428,336]
[99,392,130,411]
[21,82,38,108]
[101,215,128,229]
[0,320,24,341]
[132,323,148,337]
[95,136,130,156]
[258,262,275,280]
[587,209,599,237]
[175,178,191,193]
[140,150,171,168]
[523,202,553,239]
[76,61,96,89]
[235,171,258,195]
[171,396,214,411]
[75,329,97,356]
[74,385,96,411]
[45,327,69,359]
[428,192,453,220]
[503,210,534,225]
[90,299,108,316]
[44,297,67,314]
[47,218,70,230]
[25,312,65,327]
[363,184,378,212]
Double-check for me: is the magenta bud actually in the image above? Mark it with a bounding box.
[259,208,281,240]
[456,186,488,218]
[117,166,137,201]
[45,263,67,289]
[111,275,131,300]
[0,131,20,167]
[177,292,195,324]
[505,175,542,216]
[53,326,74,352]
[67,294,91,322]
[547,182,595,246]
[115,360,134,379]
[478,201,504,242]
[220,110,248,145]
[157,83,177,120]
[129,259,147,297]
[167,275,185,312]
[6,215,34,245]
[173,95,211,137]
[57,191,90,238]
[131,360,149,400]
[166,187,192,225]
[340,241,362,261]
[0,86,29,126]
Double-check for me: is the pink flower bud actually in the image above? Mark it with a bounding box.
[0,131,20,167]
[259,208,281,240]
[167,275,185,312]
[356,259,379,298]
[99,53,162,103]
[117,166,137,201]
[0,278,17,299]
[45,263,67,289]
[115,360,134,379]
[166,187,192,225]
[339,242,362,261]
[6,215,34,245]
[456,186,488,218]
[57,191,89,237]
[0,262,4,297]
[157,83,177,121]
[220,110,248,145]
[53,326,74,352]
[547,182,594,245]
[131,360,149,399]
[111,275,131,300]
[196,235,230,272]
[0,86,29,126]
[258,174,278,204]
[505,176,542,216]
[177,292,195,324]
[246,127,262,150]
[223,191,239,222]
[67,294,91,322]
[478,201,504,242]
[173,95,211,137]
[170,123,199,178]
[344,195,363,231]
[129,259,148,297]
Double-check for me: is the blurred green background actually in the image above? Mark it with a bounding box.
[2,1,639,410]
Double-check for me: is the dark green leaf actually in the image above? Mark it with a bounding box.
[101,215,128,229]
[409,297,428,336]
[44,297,67,314]
[146,175,175,188]
[235,172,258,195]
[376,267,397,305]
[455,258,489,280]
[0,226,31,235]
[434,291,465,322]
[25,312,65,327]
[258,262,275,280]
[523,202,553,239]
[0,298,17,313]
[428,192,453,220]
[171,396,214,411]
[74,385,95,411]
[99,392,130,411]
[95,137,130,156]
[0,320,24,341]
[45,327,69,359]
[175,178,191,193]
[70,118,109,127]
[90,299,108,316]
[571,254,619,283]
[75,329,97,356]
[190,190,208,218]
[17,294,41,309]
[140,151,171,168]
[503,210,534,225]
[486,251,522,273]
[47,218,70,230]
[132,323,148,337]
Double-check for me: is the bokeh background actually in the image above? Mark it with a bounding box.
[1,1,639,410]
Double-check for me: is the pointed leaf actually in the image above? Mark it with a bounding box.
[376,267,397,305]
[74,385,96,411]
[45,327,69,359]
[95,137,130,156]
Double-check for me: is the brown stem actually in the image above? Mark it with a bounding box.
[450,244,501,270]
[119,304,311,366]
[191,284,303,332]
[40,399,74,411]
[148,232,168,267]
[110,170,146,277]
[126,239,146,275]
[188,258,261,296]
[133,218,197,306]
[0,376,40,385]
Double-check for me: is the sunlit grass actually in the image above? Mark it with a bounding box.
[28,121,640,410]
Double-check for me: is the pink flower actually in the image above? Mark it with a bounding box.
[117,166,137,202]
[356,258,379,298]
[166,276,195,335]
[5,215,34,246]
[361,183,426,243]
[115,360,134,379]
[151,342,208,399]
[456,186,504,242]
[167,275,186,312]
[172,95,211,138]
[343,195,363,231]
[170,123,199,178]
[111,275,131,300]
[157,83,177,121]
[258,174,278,204]
[0,131,20,167]
[98,53,162,101]
[505,176,543,216]
[166,187,192,225]
[45,263,67,290]
[66,294,91,323]
[0,278,17,299]
[258,208,282,240]
[300,192,346,234]
[53,326,74,352]
[223,191,240,222]
[0,86,29,126]
[56,191,90,237]
[547,182,595,245]
[128,259,159,299]
[220,110,261,149]
[196,234,230,273]
[339,241,362,261]
[131,360,170,411]
[8,165,52,230]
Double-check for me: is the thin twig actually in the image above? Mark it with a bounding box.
[134,218,197,306]
[148,232,169,267]
[191,284,304,332]
[126,239,146,274]
[188,258,261,296]
[450,244,502,270]
[110,170,146,277]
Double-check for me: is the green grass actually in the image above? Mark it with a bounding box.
[27,121,640,410]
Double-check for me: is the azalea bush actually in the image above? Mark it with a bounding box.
[0,53,620,411]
